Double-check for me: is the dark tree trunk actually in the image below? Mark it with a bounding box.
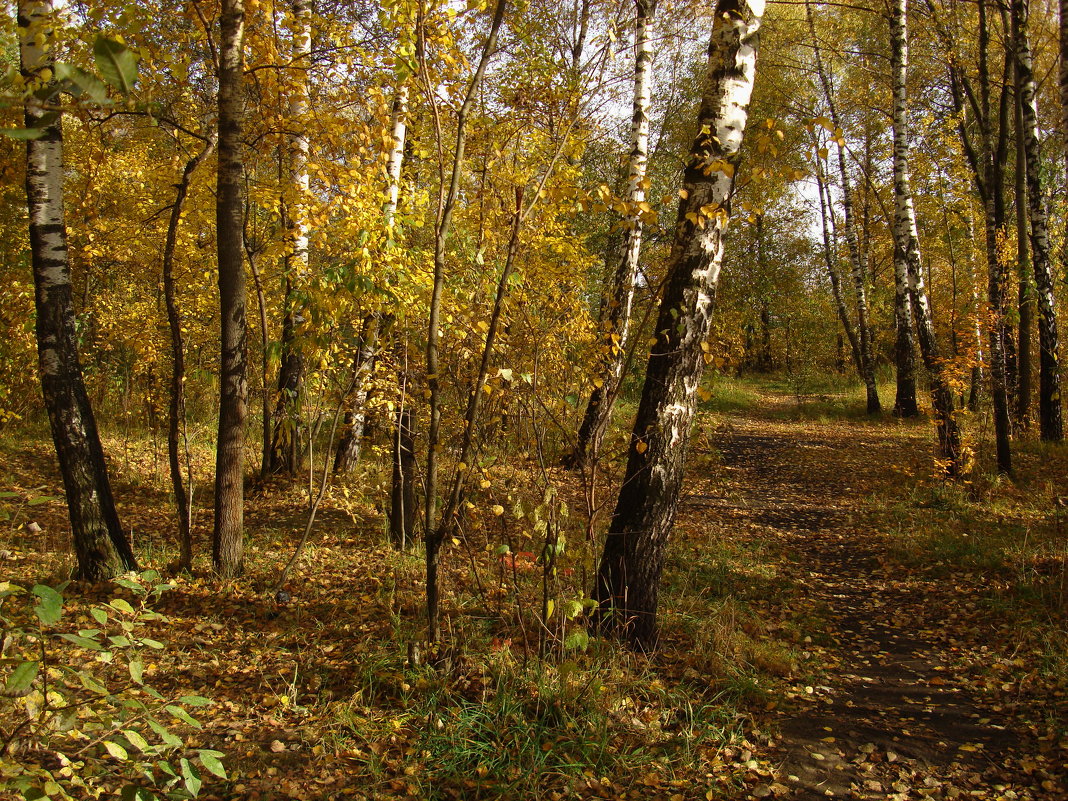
[19,0,137,581]
[1015,38,1032,429]
[333,314,381,474]
[423,0,508,643]
[163,138,215,570]
[979,0,1013,473]
[592,0,763,651]
[805,0,880,415]
[935,0,1012,464]
[814,156,864,381]
[213,0,248,578]
[269,299,304,475]
[20,5,129,571]
[389,402,418,549]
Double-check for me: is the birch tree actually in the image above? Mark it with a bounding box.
[268,0,313,475]
[1013,0,1063,442]
[592,0,764,651]
[889,0,962,475]
[570,0,656,467]
[928,0,1013,471]
[18,0,137,580]
[804,0,881,415]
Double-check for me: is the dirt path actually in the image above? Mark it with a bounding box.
[701,399,1067,800]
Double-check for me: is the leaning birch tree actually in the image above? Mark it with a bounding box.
[18,0,137,580]
[570,0,656,467]
[888,0,962,475]
[592,0,764,651]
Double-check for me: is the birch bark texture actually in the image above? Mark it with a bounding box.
[804,0,881,415]
[571,0,655,466]
[334,83,408,475]
[1013,0,1063,442]
[269,0,314,475]
[592,0,763,651]
[888,0,963,475]
[213,0,248,577]
[814,155,863,381]
[19,0,137,580]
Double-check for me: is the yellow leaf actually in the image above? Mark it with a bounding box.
[635,440,648,454]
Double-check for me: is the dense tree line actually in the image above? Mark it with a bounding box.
[1,0,1065,647]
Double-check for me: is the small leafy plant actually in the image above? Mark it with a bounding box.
[0,571,224,800]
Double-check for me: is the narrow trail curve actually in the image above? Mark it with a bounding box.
[694,400,1066,800]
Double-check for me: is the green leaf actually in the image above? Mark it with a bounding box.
[147,719,183,749]
[198,750,226,779]
[124,728,151,753]
[139,638,164,649]
[32,585,63,625]
[493,544,511,555]
[179,695,212,707]
[90,606,109,624]
[563,631,589,651]
[166,704,202,729]
[0,491,20,498]
[59,633,105,651]
[5,660,39,694]
[121,784,157,801]
[110,598,136,614]
[562,600,584,620]
[79,672,108,694]
[93,36,139,94]
[113,577,148,596]
[0,127,46,140]
[180,758,202,796]
[108,635,132,647]
[27,495,60,506]
[104,740,129,760]
[129,658,144,685]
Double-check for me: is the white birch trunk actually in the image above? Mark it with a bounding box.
[19,0,136,579]
[571,0,655,465]
[593,0,764,650]
[805,0,880,414]
[1014,0,1063,441]
[889,0,962,474]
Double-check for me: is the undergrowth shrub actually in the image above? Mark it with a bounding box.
[0,572,225,800]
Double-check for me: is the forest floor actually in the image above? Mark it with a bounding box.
[697,389,1068,799]
[2,381,1068,800]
